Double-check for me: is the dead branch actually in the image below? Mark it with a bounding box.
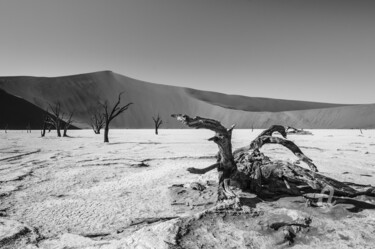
[287,126,313,135]
[187,163,219,174]
[249,135,318,172]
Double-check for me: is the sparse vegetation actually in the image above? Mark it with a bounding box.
[62,111,74,137]
[152,114,163,135]
[47,102,63,137]
[99,92,133,142]
[90,112,105,134]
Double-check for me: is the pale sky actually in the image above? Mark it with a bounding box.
[1,0,375,104]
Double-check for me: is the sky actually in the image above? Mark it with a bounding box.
[0,0,375,104]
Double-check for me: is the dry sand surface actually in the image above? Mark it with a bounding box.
[0,129,374,248]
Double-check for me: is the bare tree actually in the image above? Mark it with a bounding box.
[99,92,133,143]
[48,102,63,137]
[26,122,31,133]
[41,115,49,137]
[152,114,163,135]
[62,112,74,137]
[90,112,105,134]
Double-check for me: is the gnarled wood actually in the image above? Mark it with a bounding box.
[172,114,375,203]
[171,114,236,200]
[249,135,318,172]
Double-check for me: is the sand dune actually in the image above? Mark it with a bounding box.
[0,71,374,129]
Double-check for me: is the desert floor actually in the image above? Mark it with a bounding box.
[0,129,374,248]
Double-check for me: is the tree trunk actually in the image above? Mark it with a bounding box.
[63,127,68,137]
[104,123,109,142]
[56,121,61,137]
[41,122,46,137]
[155,126,158,135]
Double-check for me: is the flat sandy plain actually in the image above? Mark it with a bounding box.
[0,129,374,248]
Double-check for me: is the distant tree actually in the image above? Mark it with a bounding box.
[26,122,31,133]
[90,112,105,134]
[99,92,133,143]
[4,124,8,133]
[62,111,74,137]
[152,114,163,135]
[41,115,49,137]
[48,102,63,137]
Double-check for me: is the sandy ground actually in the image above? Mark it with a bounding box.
[0,129,374,248]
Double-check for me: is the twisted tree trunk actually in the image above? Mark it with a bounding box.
[171,114,375,203]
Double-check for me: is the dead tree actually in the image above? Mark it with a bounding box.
[62,112,74,137]
[99,92,133,143]
[48,102,63,137]
[41,116,48,137]
[26,122,31,133]
[171,114,375,205]
[287,126,313,135]
[152,114,163,135]
[90,112,105,134]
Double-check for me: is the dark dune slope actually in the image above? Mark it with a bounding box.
[0,89,48,129]
[0,71,374,129]
[0,90,78,130]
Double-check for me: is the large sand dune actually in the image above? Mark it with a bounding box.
[0,71,374,129]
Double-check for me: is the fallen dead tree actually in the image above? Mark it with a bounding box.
[171,114,375,204]
[286,126,313,135]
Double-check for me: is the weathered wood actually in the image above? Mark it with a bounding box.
[287,126,313,135]
[172,114,375,203]
[171,114,236,200]
[249,135,318,172]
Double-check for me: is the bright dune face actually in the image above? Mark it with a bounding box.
[0,70,374,129]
